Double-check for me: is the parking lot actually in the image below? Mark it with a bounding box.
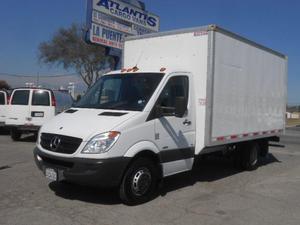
[0,127,300,225]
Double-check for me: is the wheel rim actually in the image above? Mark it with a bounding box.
[131,168,152,196]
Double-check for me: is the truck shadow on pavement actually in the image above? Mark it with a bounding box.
[159,154,281,196]
[0,130,37,142]
[48,182,121,205]
[48,153,281,205]
[0,128,10,135]
[18,134,37,142]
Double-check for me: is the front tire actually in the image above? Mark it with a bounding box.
[119,158,158,205]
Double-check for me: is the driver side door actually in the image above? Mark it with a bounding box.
[153,74,195,176]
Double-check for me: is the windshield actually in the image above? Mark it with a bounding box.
[74,73,164,111]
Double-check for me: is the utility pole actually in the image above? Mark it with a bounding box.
[36,72,40,87]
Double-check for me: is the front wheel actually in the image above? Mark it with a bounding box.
[119,158,159,205]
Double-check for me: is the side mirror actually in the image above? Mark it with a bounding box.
[175,97,187,118]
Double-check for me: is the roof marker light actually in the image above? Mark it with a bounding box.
[160,67,166,72]
[132,66,139,72]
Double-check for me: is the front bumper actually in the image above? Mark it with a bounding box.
[33,147,131,187]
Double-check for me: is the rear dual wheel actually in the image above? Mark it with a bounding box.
[259,140,269,157]
[235,142,259,171]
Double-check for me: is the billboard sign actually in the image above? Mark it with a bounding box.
[86,0,159,65]
[90,23,125,49]
[92,10,153,36]
[92,11,133,34]
[93,0,159,32]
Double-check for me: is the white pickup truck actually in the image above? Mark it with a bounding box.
[34,25,287,204]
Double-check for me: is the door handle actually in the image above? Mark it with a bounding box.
[183,119,191,126]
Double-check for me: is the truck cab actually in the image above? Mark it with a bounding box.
[34,69,196,204]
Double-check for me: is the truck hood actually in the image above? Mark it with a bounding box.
[40,108,139,141]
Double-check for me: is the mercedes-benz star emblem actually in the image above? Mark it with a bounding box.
[50,136,61,151]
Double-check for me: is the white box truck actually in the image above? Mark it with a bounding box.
[34,25,287,204]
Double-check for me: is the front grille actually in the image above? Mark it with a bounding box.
[41,133,82,154]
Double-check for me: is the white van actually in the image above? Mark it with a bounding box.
[33,25,287,204]
[6,88,73,141]
[0,90,9,128]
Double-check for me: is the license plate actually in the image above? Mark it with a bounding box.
[45,168,57,181]
[32,112,44,117]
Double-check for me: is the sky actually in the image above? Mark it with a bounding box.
[0,0,299,103]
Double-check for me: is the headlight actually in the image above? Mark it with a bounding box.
[82,131,120,154]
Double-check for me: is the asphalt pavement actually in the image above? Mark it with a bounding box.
[0,127,300,225]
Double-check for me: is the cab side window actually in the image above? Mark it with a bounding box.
[147,76,189,121]
[156,76,189,115]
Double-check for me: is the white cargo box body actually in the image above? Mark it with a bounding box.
[124,25,287,154]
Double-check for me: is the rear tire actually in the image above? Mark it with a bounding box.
[259,140,269,157]
[11,129,21,141]
[235,142,259,171]
[119,157,159,205]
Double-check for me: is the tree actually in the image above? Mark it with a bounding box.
[39,24,116,87]
[0,80,10,90]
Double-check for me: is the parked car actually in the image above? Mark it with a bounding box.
[5,88,73,141]
[0,89,10,128]
[34,25,287,204]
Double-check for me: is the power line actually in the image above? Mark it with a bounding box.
[0,72,79,78]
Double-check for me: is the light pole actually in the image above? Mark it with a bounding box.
[68,82,75,98]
